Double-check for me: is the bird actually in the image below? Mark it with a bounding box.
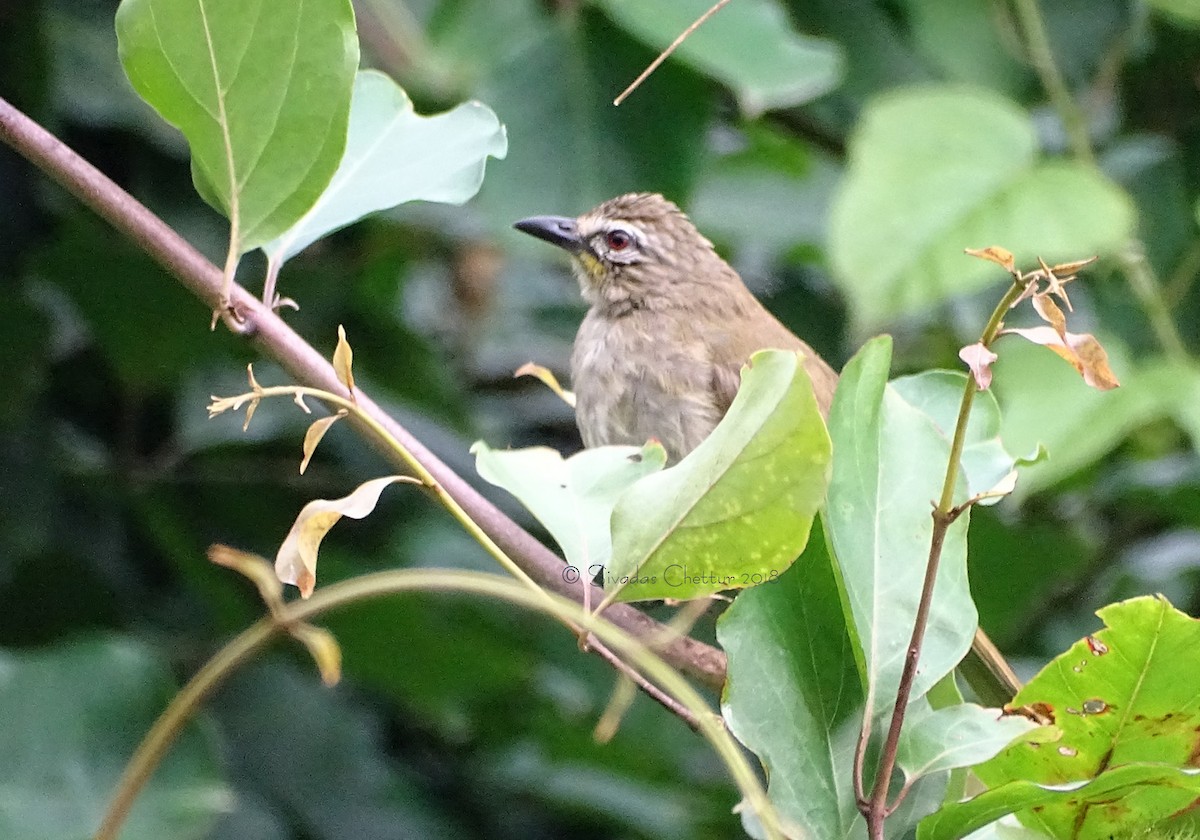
[513,192,839,463]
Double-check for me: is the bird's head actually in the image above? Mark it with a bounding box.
[514,193,729,310]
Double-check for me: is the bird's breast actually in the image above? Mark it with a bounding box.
[570,310,723,463]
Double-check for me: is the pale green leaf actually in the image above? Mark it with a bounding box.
[262,69,508,264]
[592,0,842,115]
[829,86,1134,330]
[824,337,975,717]
[471,440,667,576]
[897,703,1037,781]
[607,349,832,601]
[116,0,358,252]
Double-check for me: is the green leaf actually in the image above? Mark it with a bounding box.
[921,764,1200,840]
[896,703,1036,781]
[823,337,976,717]
[891,371,1020,503]
[828,86,1135,330]
[718,525,865,840]
[606,349,832,601]
[262,70,508,264]
[972,596,1200,838]
[115,0,358,252]
[471,440,668,575]
[591,0,843,115]
[0,637,228,840]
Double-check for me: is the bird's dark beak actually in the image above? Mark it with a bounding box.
[513,215,585,254]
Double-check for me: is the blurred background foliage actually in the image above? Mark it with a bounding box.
[3,0,1200,837]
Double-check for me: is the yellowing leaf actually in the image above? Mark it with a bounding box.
[514,362,577,408]
[965,246,1016,273]
[959,342,999,390]
[333,325,355,394]
[1001,326,1121,391]
[300,410,348,474]
[208,544,283,611]
[289,624,342,686]
[275,476,418,597]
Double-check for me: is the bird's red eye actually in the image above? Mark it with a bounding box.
[605,230,632,251]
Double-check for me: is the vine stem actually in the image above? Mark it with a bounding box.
[0,94,727,689]
[858,279,1024,839]
[93,569,782,840]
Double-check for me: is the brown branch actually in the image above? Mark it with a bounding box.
[0,94,727,690]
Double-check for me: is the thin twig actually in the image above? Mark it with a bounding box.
[858,279,1026,840]
[613,0,731,106]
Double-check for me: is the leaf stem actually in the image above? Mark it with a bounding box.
[860,280,1024,839]
[94,569,781,840]
[1010,0,1093,165]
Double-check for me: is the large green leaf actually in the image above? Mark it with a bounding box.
[606,349,832,601]
[591,0,842,114]
[115,0,358,252]
[718,525,865,840]
[969,595,1200,839]
[262,70,507,265]
[0,637,228,840]
[823,338,977,717]
[471,440,667,576]
[921,764,1200,840]
[828,86,1135,330]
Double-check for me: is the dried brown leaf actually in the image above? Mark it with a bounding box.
[958,342,999,390]
[1032,293,1067,338]
[965,246,1016,273]
[300,410,348,475]
[1048,256,1097,275]
[1001,326,1121,391]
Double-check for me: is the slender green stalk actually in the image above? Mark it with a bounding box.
[94,570,784,840]
[1011,0,1190,361]
[1010,0,1093,165]
[1121,244,1190,363]
[860,280,1024,840]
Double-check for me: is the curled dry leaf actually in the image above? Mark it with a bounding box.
[959,342,999,390]
[965,246,1016,273]
[1001,326,1121,391]
[300,410,349,475]
[1048,256,1097,276]
[514,361,577,408]
[275,475,419,597]
[333,325,355,396]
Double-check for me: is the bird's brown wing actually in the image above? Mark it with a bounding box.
[709,302,837,419]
